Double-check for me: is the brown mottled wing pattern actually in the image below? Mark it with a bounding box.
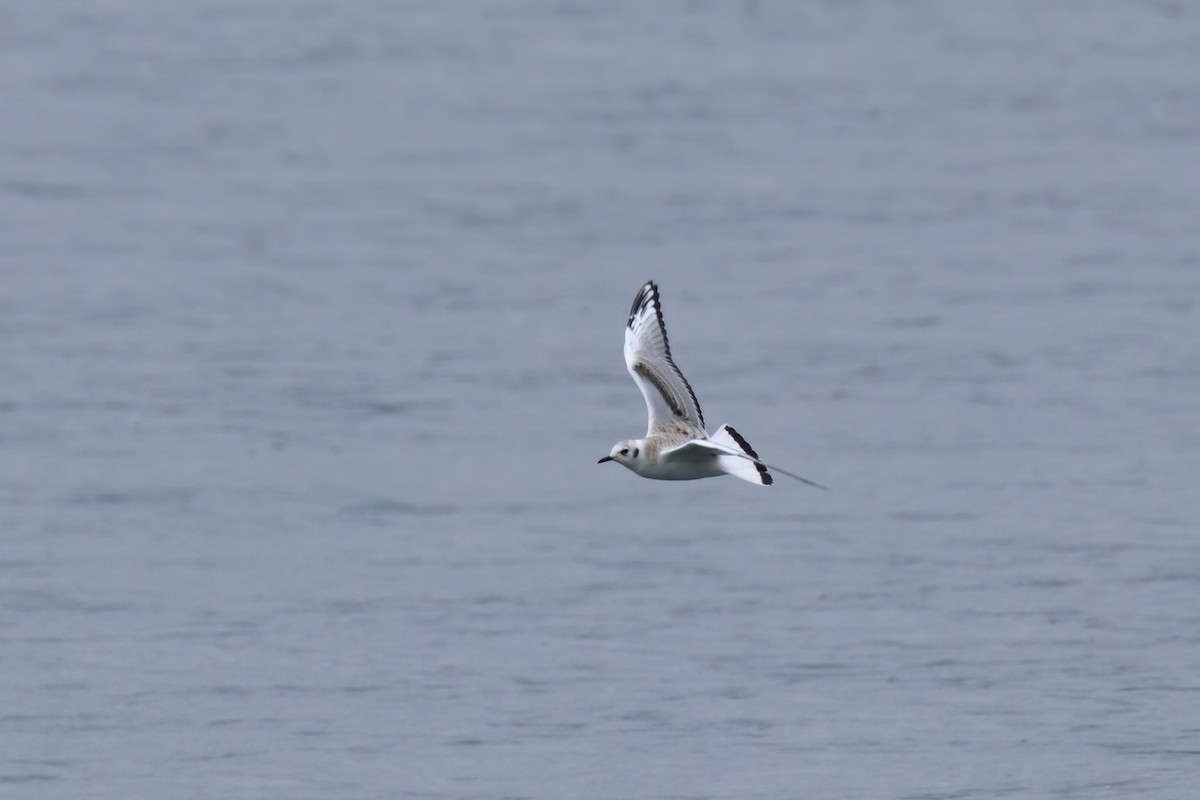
[624,281,706,437]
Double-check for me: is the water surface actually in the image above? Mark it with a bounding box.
[2,2,1199,798]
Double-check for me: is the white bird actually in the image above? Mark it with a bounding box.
[599,280,825,489]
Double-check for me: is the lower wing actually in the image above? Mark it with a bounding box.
[662,438,827,490]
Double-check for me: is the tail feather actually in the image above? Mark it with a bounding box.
[710,424,773,486]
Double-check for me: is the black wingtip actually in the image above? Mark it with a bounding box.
[723,425,761,459]
[627,280,658,328]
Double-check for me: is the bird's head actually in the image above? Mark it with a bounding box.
[598,440,641,469]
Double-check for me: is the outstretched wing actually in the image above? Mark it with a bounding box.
[661,437,773,486]
[624,281,706,436]
[662,434,828,490]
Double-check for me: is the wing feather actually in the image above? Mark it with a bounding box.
[663,436,828,490]
[623,281,706,436]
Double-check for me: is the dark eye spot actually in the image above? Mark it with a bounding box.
[620,448,629,456]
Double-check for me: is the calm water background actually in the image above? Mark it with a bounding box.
[3,2,1199,798]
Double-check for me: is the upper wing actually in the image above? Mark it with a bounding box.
[624,281,706,436]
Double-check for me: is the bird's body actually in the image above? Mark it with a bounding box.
[603,430,722,481]
[599,281,824,489]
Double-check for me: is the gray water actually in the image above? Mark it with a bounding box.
[3,2,1199,798]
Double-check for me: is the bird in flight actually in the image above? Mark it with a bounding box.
[599,280,825,489]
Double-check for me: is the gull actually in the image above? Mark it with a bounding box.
[599,280,825,488]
